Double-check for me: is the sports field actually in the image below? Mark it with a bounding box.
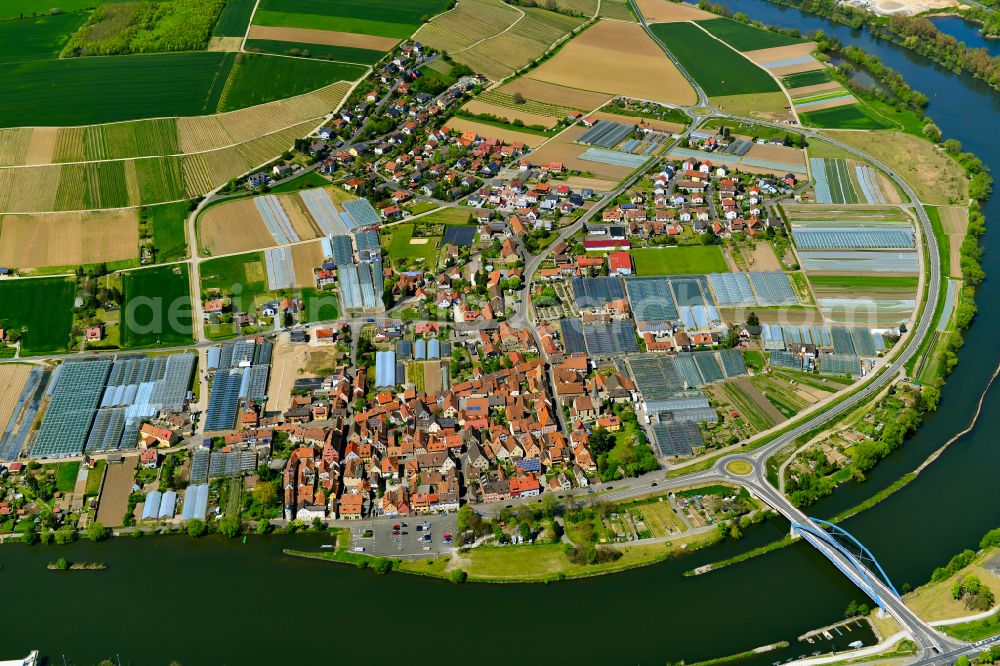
[0,277,74,353]
[121,265,194,347]
[143,201,189,263]
[526,20,696,106]
[252,0,448,40]
[218,54,365,111]
[0,209,138,269]
[381,224,441,267]
[649,22,781,96]
[696,18,803,51]
[631,246,729,275]
[300,287,340,323]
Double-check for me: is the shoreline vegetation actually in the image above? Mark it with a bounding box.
[741,0,1000,93]
[47,557,106,570]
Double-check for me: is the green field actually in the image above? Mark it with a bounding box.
[649,22,780,96]
[218,54,365,111]
[253,0,449,39]
[213,0,257,37]
[0,52,236,127]
[631,246,729,275]
[269,170,329,193]
[135,157,187,204]
[0,1,114,21]
[382,224,441,266]
[143,201,190,262]
[0,277,74,353]
[419,208,475,225]
[244,39,385,65]
[54,461,80,493]
[798,103,894,130]
[782,69,833,88]
[121,265,194,347]
[808,275,918,290]
[300,287,340,323]
[0,12,87,64]
[79,118,180,161]
[696,18,803,51]
[200,252,270,308]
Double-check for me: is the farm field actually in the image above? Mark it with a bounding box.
[218,54,365,112]
[415,0,522,55]
[246,24,397,55]
[0,277,74,353]
[526,20,697,106]
[461,100,559,130]
[824,131,967,205]
[252,0,448,40]
[634,0,713,21]
[0,52,236,128]
[631,246,729,275]
[142,201,190,263]
[0,365,32,434]
[926,205,968,277]
[696,17,803,51]
[212,0,257,37]
[598,0,636,20]
[0,210,138,269]
[450,7,584,82]
[782,69,833,88]
[526,125,633,180]
[199,190,325,256]
[0,12,87,64]
[799,103,894,130]
[649,22,781,97]
[709,92,792,122]
[244,39,385,65]
[121,265,194,347]
[498,78,611,112]
[291,241,324,288]
[201,252,270,307]
[443,117,549,148]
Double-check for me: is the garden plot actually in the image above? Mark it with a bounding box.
[291,240,324,287]
[809,157,860,204]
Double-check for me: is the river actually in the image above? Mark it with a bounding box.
[931,15,1000,58]
[3,4,1000,665]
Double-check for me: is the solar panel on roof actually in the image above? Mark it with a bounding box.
[442,225,476,247]
[572,276,625,309]
[652,422,703,457]
[583,321,640,356]
[625,277,678,322]
[560,319,587,355]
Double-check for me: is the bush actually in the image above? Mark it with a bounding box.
[86,522,111,541]
[372,558,393,575]
[449,569,468,584]
[186,519,208,538]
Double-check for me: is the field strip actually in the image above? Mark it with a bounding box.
[240,0,261,51]
[452,1,526,54]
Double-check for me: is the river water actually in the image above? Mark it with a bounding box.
[3,4,1000,665]
[931,16,1000,58]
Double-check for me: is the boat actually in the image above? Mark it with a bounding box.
[320,544,334,549]
[848,641,864,650]
[0,650,38,666]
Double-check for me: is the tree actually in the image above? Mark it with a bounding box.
[218,514,242,538]
[512,92,526,105]
[53,525,77,545]
[86,522,111,541]
[449,569,468,584]
[252,480,277,509]
[372,558,393,575]
[746,311,760,327]
[186,519,208,538]
[588,427,615,456]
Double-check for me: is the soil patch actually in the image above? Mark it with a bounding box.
[462,100,558,129]
[291,240,323,288]
[733,376,785,424]
[95,456,137,528]
[498,78,611,112]
[24,128,58,166]
[634,0,715,20]
[0,365,31,434]
[442,117,548,148]
[746,143,806,169]
[200,198,275,255]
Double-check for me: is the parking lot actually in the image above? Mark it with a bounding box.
[347,513,458,558]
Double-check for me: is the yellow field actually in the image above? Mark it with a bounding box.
[461,100,559,129]
[248,25,399,50]
[525,20,697,105]
[24,128,58,165]
[634,0,714,21]
[414,0,522,54]
[443,117,549,147]
[200,190,326,256]
[0,365,32,435]
[498,78,611,112]
[0,129,31,167]
[0,209,138,268]
[291,240,324,287]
